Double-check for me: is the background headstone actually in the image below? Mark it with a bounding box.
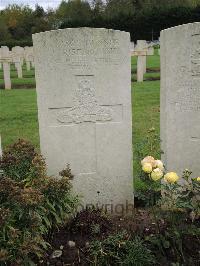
[161,23,200,177]
[136,40,147,74]
[12,46,23,78]
[33,28,133,212]
[24,46,31,71]
[1,46,11,90]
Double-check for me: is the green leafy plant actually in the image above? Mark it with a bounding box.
[88,231,156,266]
[0,139,78,265]
[135,128,162,206]
[139,155,200,264]
[0,139,46,182]
[161,169,200,220]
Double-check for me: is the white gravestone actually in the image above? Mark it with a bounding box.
[24,46,32,71]
[0,46,11,90]
[147,46,154,56]
[136,40,147,74]
[29,47,35,68]
[161,23,200,177]
[12,46,24,78]
[132,45,147,82]
[33,28,133,212]
[130,42,135,52]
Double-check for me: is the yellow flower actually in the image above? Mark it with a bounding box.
[142,163,152,173]
[164,172,179,183]
[155,160,164,171]
[141,156,156,167]
[197,177,200,182]
[151,168,163,181]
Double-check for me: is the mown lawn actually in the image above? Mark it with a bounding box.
[0,89,39,148]
[0,55,160,187]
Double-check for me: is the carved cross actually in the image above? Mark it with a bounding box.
[48,76,123,175]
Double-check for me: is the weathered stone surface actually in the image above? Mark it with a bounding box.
[0,46,11,90]
[12,46,24,78]
[33,28,133,212]
[161,23,200,177]
[136,40,147,74]
[130,42,135,52]
[147,47,154,56]
[24,46,34,70]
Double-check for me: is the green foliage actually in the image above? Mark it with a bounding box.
[161,169,200,221]
[141,168,200,264]
[0,139,44,182]
[0,139,78,265]
[134,128,161,206]
[0,39,33,48]
[88,231,156,266]
[147,210,200,265]
[135,127,161,163]
[1,0,200,45]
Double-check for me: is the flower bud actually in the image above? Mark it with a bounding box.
[164,172,179,183]
[141,156,156,167]
[151,168,163,181]
[142,163,152,174]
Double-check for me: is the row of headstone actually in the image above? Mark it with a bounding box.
[131,40,155,82]
[2,23,196,213]
[0,46,34,89]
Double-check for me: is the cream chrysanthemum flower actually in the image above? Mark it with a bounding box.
[151,168,163,181]
[155,160,164,171]
[164,172,179,183]
[196,177,200,182]
[141,156,156,167]
[142,163,152,173]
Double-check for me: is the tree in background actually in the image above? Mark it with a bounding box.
[0,4,33,40]
[0,0,200,47]
[57,0,92,27]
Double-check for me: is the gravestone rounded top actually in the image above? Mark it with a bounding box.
[33,27,129,36]
[161,22,200,33]
[33,27,133,212]
[161,22,200,177]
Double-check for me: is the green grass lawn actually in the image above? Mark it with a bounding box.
[0,77,36,86]
[132,72,160,81]
[131,53,160,71]
[0,55,160,187]
[0,64,35,89]
[0,89,39,148]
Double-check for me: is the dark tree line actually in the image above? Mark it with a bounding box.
[0,0,200,47]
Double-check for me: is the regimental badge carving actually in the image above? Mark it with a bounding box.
[57,79,112,124]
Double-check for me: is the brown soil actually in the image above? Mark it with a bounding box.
[36,209,178,266]
[34,207,200,266]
